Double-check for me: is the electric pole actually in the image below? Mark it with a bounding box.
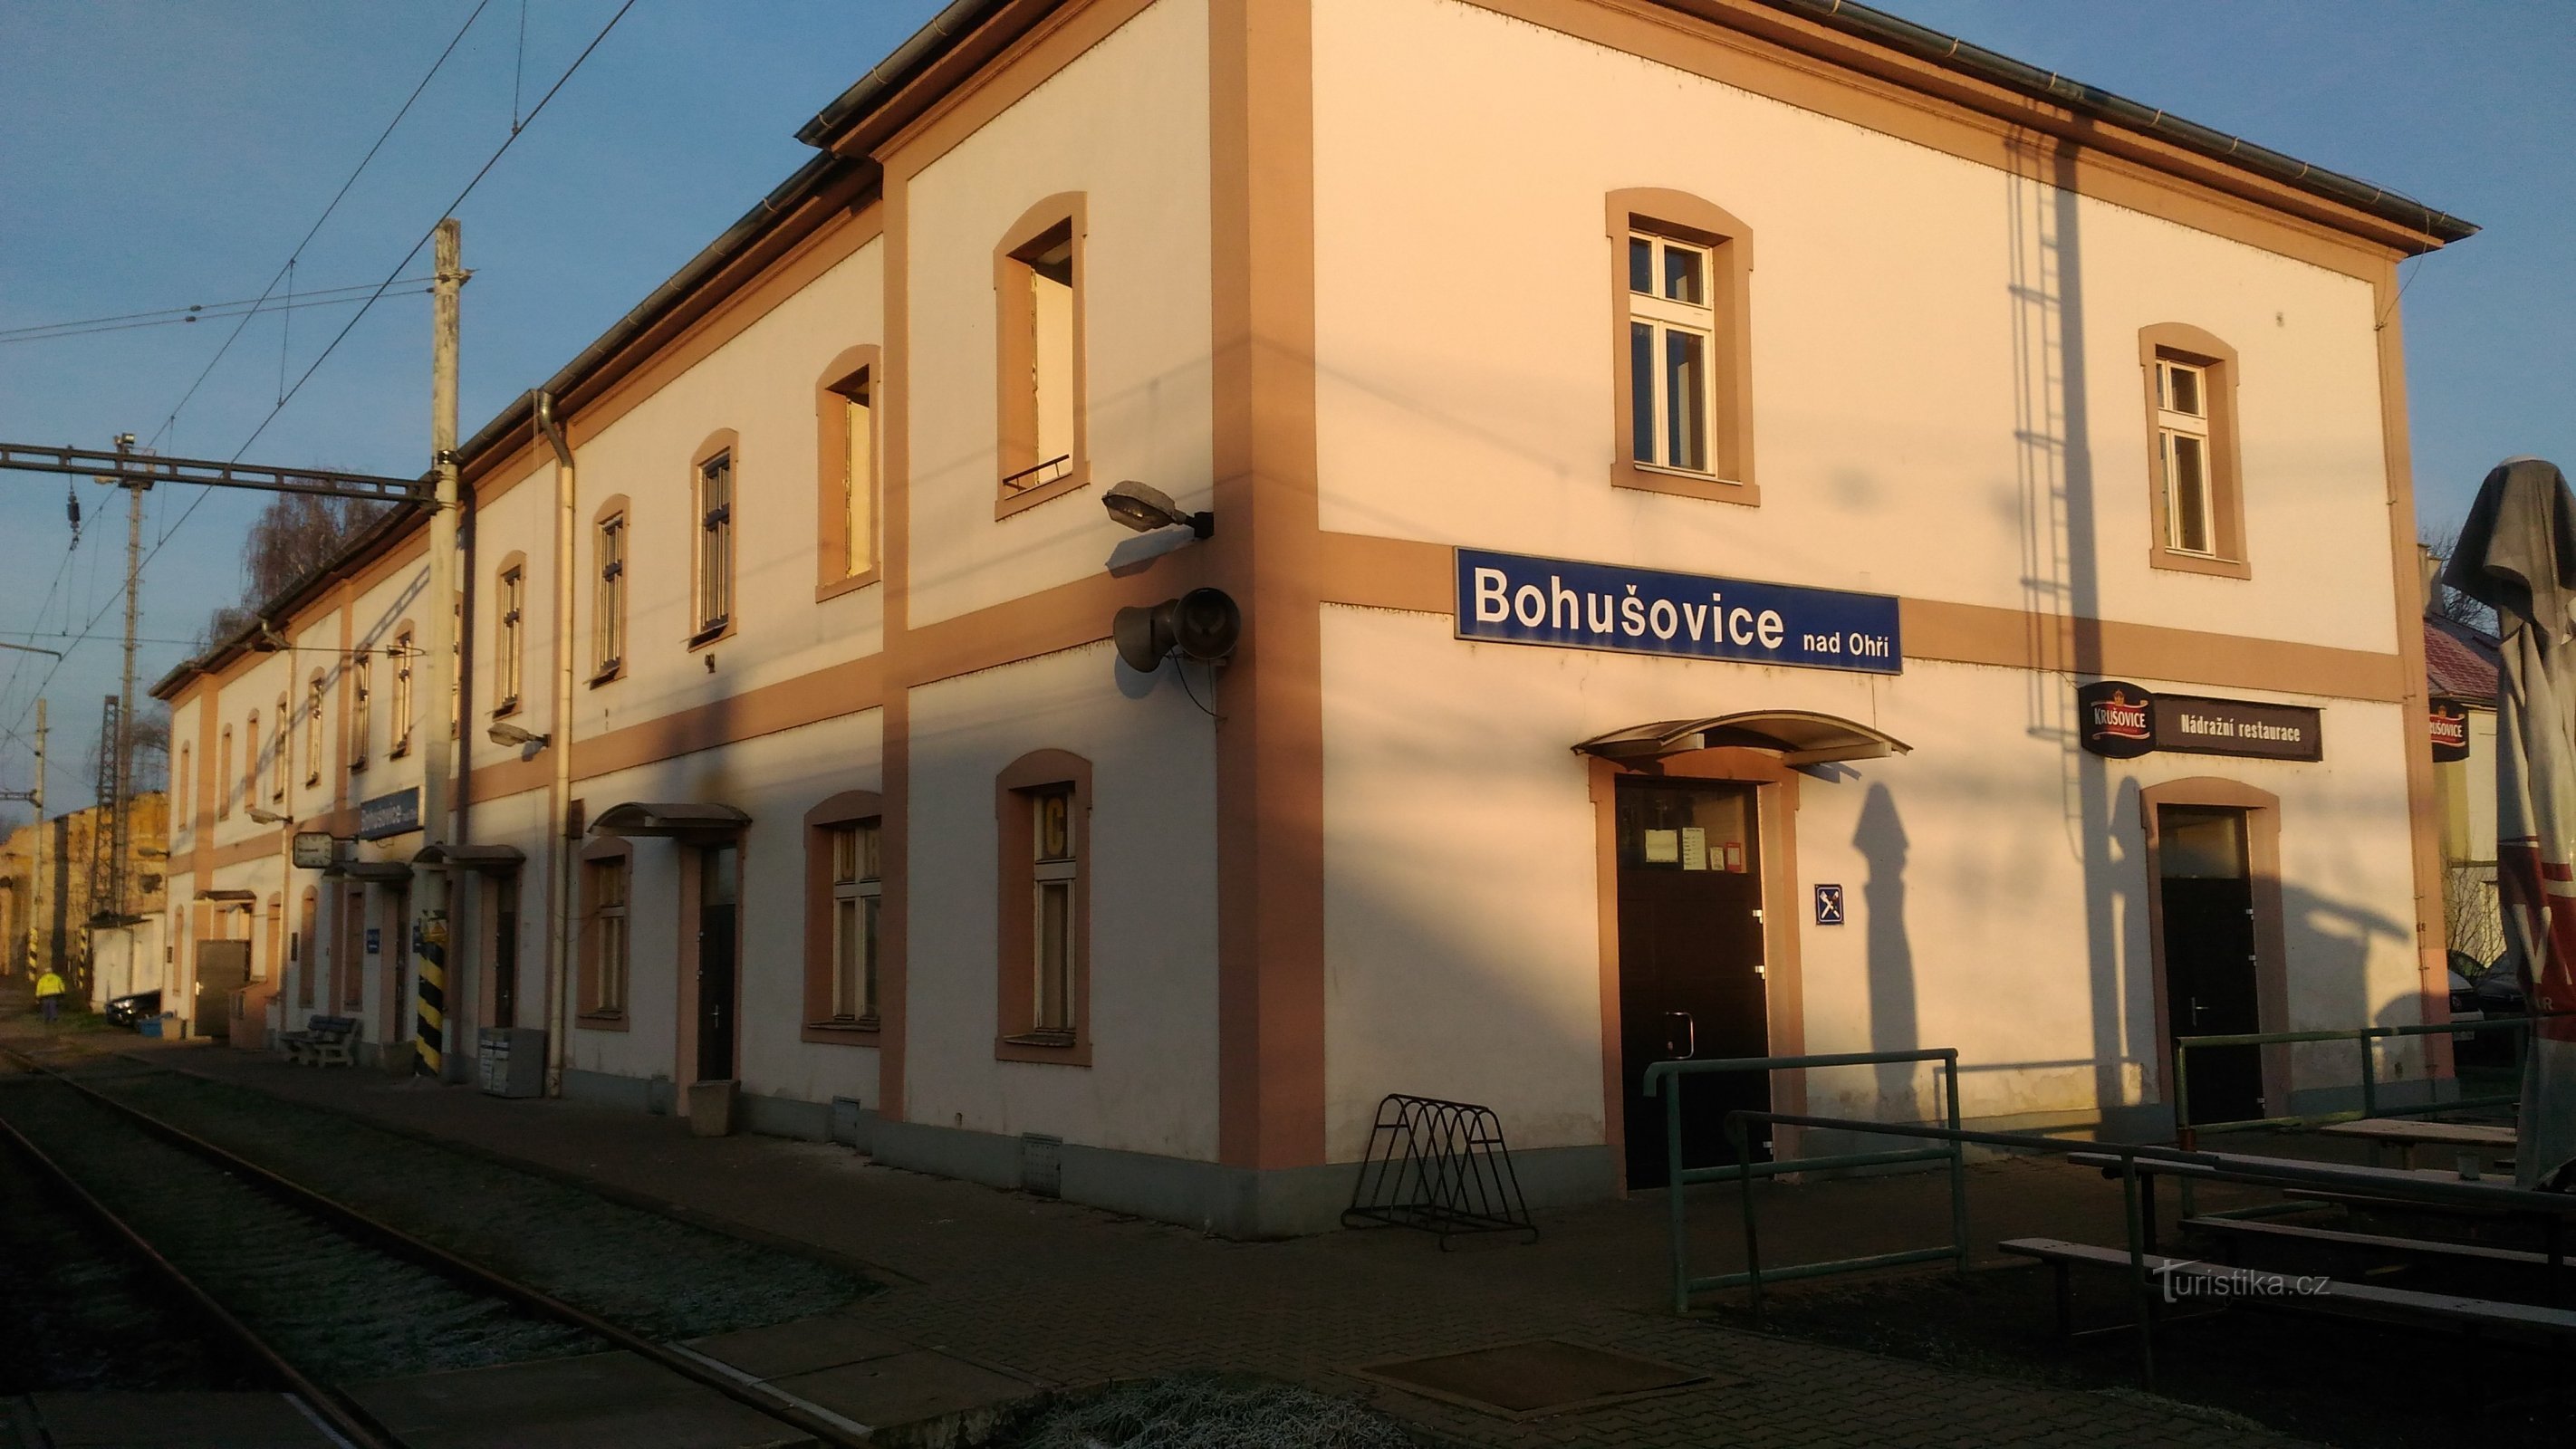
[111,432,145,928]
[413,216,465,1080]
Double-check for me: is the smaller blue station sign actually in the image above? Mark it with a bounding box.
[357,786,421,841]
[1455,549,1900,675]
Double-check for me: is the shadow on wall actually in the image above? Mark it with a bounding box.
[1853,782,1918,1111]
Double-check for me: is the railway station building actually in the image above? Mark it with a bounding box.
[155,0,2470,1235]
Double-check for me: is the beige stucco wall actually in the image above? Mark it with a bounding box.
[903,641,1220,1160]
[1309,0,2400,657]
[902,0,1214,629]
[1318,603,2427,1156]
[564,237,887,743]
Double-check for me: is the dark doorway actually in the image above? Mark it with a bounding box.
[1616,779,1770,1189]
[2158,806,2263,1128]
[490,874,520,1030]
[696,844,739,1082]
[193,940,250,1041]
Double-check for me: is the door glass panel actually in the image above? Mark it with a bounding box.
[702,844,739,906]
[1617,783,1755,874]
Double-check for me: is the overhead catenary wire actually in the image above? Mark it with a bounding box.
[0,281,435,348]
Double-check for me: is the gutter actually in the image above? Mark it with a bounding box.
[532,390,577,1099]
[795,0,1015,147]
[1760,0,2475,245]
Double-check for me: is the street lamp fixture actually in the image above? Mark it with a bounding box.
[1101,481,1212,539]
[488,721,551,750]
[245,806,292,826]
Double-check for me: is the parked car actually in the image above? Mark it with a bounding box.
[2446,959,2483,1044]
[102,989,159,1030]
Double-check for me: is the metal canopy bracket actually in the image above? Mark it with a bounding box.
[590,801,752,840]
[1574,710,1912,767]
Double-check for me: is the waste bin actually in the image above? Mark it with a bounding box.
[476,1027,547,1099]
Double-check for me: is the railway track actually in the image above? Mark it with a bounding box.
[0,1046,873,1449]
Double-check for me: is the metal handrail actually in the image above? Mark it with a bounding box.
[1644,1049,1966,1315]
[2171,1012,2569,1149]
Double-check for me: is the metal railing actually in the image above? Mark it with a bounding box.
[2172,1012,2563,1148]
[1642,1049,1966,1315]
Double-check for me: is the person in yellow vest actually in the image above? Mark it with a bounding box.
[33,967,67,1026]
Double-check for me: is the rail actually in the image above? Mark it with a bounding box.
[0,1046,873,1449]
[1641,1048,1966,1315]
[2171,1013,2563,1149]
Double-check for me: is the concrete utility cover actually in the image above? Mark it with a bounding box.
[1353,1339,1725,1420]
[23,1392,345,1448]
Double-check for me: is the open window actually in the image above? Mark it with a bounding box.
[1608,188,1756,505]
[816,347,882,597]
[493,552,527,716]
[2139,324,2248,578]
[994,194,1089,517]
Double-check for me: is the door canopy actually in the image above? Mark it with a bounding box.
[1573,710,1910,766]
[590,801,752,840]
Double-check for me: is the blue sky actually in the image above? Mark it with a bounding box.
[2,2,2566,813]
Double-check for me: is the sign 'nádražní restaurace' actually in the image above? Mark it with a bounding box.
[2078,680,2323,763]
[1454,548,1901,676]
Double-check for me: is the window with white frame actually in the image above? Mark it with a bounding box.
[2156,358,2216,557]
[495,565,525,715]
[1031,785,1077,1037]
[589,857,628,1013]
[829,821,880,1023]
[595,513,626,676]
[695,455,733,639]
[1628,232,1716,475]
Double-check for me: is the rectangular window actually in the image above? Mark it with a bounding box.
[589,858,629,1015]
[271,697,288,803]
[389,636,413,757]
[697,454,733,639]
[350,653,371,770]
[828,821,881,1023]
[2157,359,2216,557]
[595,514,626,677]
[1628,232,1716,475]
[217,728,233,818]
[495,566,525,714]
[178,744,191,829]
[303,678,323,785]
[243,713,260,801]
[1031,786,1076,1037]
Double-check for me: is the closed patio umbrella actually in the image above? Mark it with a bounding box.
[2446,456,2576,1190]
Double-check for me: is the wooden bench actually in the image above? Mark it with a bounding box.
[2184,1214,2550,1271]
[281,1014,359,1068]
[1999,1236,2576,1346]
[2316,1118,2517,1171]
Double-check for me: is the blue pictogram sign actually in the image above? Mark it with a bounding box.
[1813,884,1846,926]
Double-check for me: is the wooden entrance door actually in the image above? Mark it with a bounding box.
[1616,779,1770,1189]
[193,940,250,1041]
[2158,806,2263,1128]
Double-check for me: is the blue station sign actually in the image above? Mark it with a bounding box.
[357,786,422,841]
[1454,549,1901,675]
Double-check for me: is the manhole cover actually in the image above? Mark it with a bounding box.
[1352,1339,1727,1420]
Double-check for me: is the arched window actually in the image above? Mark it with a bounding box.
[803,789,885,1039]
[690,431,738,646]
[1607,187,1756,505]
[2139,323,2249,578]
[304,673,325,785]
[591,497,629,682]
[994,749,1091,1065]
[815,346,882,595]
[995,194,1089,516]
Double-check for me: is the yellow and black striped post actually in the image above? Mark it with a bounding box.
[414,909,447,1077]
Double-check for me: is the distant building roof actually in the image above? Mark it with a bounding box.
[2426,616,2501,705]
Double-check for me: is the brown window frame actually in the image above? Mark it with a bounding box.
[243,711,260,804]
[994,748,1091,1066]
[216,726,233,819]
[2139,323,2250,579]
[815,346,883,600]
[1607,187,1757,506]
[687,432,738,648]
[993,193,1090,520]
[303,673,325,786]
[802,789,886,1042]
[270,695,289,804]
[577,835,633,1028]
[492,552,528,716]
[349,648,372,772]
[590,496,630,685]
[177,744,191,833]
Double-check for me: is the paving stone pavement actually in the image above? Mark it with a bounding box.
[72,1039,2316,1449]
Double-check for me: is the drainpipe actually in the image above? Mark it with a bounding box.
[533,390,576,1098]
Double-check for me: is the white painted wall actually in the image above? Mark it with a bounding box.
[904,642,1220,1159]
[1309,0,2401,657]
[903,0,1214,629]
[1319,605,2426,1156]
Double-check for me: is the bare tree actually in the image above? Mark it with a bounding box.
[200,489,386,645]
[2421,522,2499,634]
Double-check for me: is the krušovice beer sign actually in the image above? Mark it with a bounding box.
[1454,549,1901,675]
[2077,680,2323,763]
